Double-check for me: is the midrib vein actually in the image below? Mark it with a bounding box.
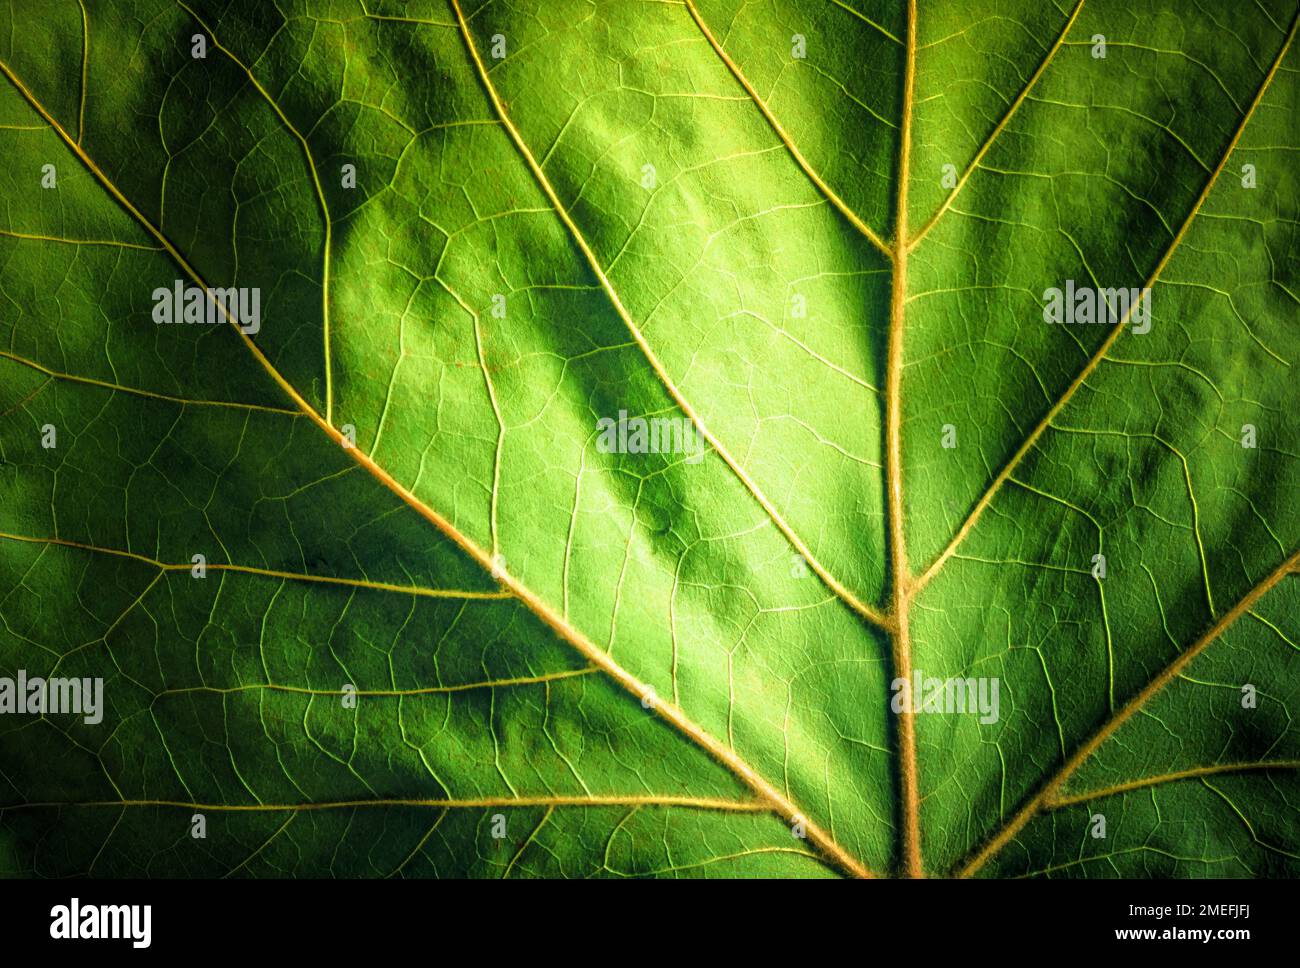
[958,546,1300,877]
[911,7,1299,598]
[447,0,890,635]
[0,54,874,881]
[682,0,893,260]
[886,0,923,879]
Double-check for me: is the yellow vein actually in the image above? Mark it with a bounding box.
[177,1,337,423]
[361,10,456,29]
[388,810,448,877]
[683,0,893,259]
[152,668,599,699]
[909,0,1086,250]
[0,54,875,880]
[0,376,51,419]
[72,572,165,670]
[1,795,771,813]
[448,0,891,635]
[1048,760,1300,810]
[223,812,296,878]
[503,804,552,878]
[828,0,903,46]
[77,0,89,144]
[0,350,300,415]
[0,531,511,600]
[886,0,923,880]
[911,9,1298,598]
[620,844,826,876]
[0,227,161,250]
[958,546,1300,877]
[468,296,505,558]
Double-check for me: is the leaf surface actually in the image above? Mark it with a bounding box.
[0,0,1297,878]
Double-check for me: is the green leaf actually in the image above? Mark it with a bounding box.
[0,0,1297,879]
